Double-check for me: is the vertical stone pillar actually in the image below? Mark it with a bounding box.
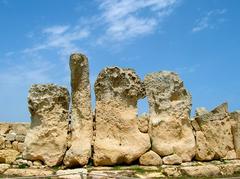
[63,53,93,167]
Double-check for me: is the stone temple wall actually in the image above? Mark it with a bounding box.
[0,123,29,153]
[0,53,240,178]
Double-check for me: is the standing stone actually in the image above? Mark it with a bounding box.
[144,71,195,162]
[193,103,234,161]
[64,53,93,167]
[93,67,151,166]
[230,111,240,158]
[23,84,70,167]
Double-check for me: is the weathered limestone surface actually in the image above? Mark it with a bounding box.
[144,71,195,162]
[139,150,162,166]
[181,165,220,177]
[3,168,54,177]
[193,103,234,161]
[93,67,151,166]
[0,149,19,164]
[231,111,240,158]
[64,53,93,167]
[23,84,70,167]
[162,154,182,165]
[137,114,149,133]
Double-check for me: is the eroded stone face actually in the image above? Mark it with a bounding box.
[231,111,240,158]
[193,103,234,161]
[63,53,93,167]
[23,84,70,167]
[144,71,195,162]
[93,67,151,166]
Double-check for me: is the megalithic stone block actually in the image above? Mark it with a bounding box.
[23,84,70,167]
[63,53,93,167]
[93,67,151,166]
[144,71,196,162]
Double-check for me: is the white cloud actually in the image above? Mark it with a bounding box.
[98,0,178,42]
[23,25,89,58]
[42,25,70,35]
[192,9,227,33]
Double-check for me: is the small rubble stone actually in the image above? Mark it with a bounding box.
[5,133,16,141]
[163,154,182,165]
[163,167,181,177]
[56,168,88,179]
[16,135,25,142]
[0,149,19,164]
[139,150,162,166]
[0,164,10,174]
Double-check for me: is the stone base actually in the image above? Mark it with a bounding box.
[1,160,240,178]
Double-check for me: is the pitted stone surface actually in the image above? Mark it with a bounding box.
[64,54,93,167]
[144,71,195,161]
[139,150,162,166]
[23,84,70,167]
[93,67,151,166]
[194,103,234,161]
[230,111,240,158]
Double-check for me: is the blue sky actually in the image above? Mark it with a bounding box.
[0,0,240,122]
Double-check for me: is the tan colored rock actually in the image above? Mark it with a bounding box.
[0,123,10,134]
[93,67,151,166]
[0,149,19,164]
[23,84,70,167]
[144,71,195,161]
[12,141,18,151]
[162,154,182,165]
[0,136,5,149]
[5,141,12,149]
[9,123,30,135]
[64,54,93,167]
[224,150,237,160]
[231,111,240,158]
[137,113,149,133]
[162,167,181,177]
[139,150,162,166]
[17,142,25,153]
[194,103,234,161]
[5,133,16,141]
[3,168,53,177]
[16,134,25,142]
[219,163,240,176]
[56,168,88,179]
[0,164,10,174]
[181,165,220,177]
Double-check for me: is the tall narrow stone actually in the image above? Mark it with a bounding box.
[23,84,70,167]
[230,111,240,158]
[63,53,93,167]
[93,67,151,166]
[144,71,195,162]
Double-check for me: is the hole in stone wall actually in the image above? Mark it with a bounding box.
[137,98,149,117]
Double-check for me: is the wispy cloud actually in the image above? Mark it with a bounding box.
[192,9,227,33]
[23,25,89,58]
[97,0,178,42]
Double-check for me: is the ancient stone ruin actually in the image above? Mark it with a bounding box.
[0,53,240,178]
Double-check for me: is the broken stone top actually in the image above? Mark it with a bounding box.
[94,67,145,103]
[144,71,192,115]
[70,53,89,91]
[28,84,70,126]
[195,102,228,122]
